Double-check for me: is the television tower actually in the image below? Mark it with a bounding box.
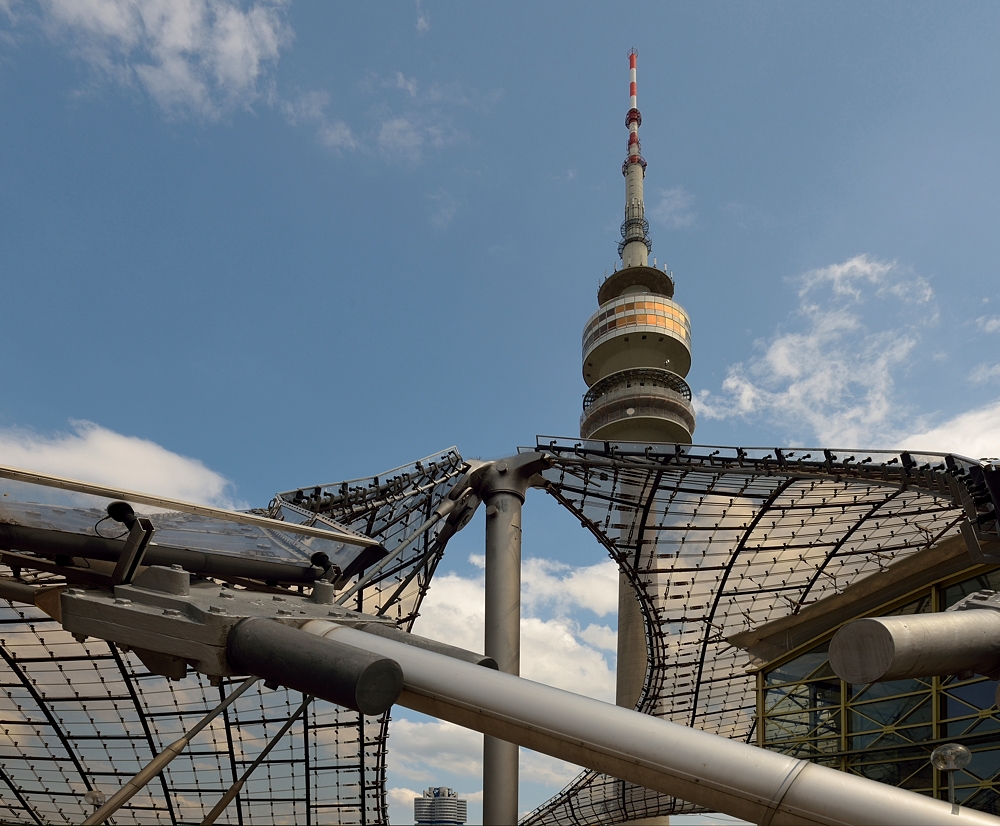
[580,49,696,710]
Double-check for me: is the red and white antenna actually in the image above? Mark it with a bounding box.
[629,47,638,110]
[620,48,650,267]
[624,48,645,169]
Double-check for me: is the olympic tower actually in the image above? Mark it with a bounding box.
[580,50,696,709]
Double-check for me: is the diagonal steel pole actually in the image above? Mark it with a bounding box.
[83,676,259,826]
[335,511,444,605]
[201,695,313,825]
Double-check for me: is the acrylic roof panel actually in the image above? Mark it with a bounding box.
[0,481,369,576]
[0,448,467,825]
[522,438,981,825]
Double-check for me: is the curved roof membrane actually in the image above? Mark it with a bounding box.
[0,449,466,825]
[523,437,995,824]
[0,437,995,824]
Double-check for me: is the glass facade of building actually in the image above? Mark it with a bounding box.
[759,566,1000,815]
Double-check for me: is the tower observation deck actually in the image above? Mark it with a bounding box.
[580,50,695,446]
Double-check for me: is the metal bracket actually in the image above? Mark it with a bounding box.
[59,566,394,679]
[111,517,154,585]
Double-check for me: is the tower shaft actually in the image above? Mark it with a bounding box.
[580,51,697,716]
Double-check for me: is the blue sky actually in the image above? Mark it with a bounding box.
[2,2,1000,823]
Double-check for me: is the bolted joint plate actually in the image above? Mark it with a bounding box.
[59,564,394,679]
[471,452,554,502]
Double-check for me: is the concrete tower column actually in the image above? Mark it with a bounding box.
[578,50,697,718]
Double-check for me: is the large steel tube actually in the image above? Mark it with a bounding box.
[829,611,1000,684]
[227,618,402,715]
[356,622,498,670]
[302,620,999,826]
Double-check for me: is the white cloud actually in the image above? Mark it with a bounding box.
[376,114,454,162]
[390,718,482,781]
[277,88,358,151]
[427,189,458,229]
[899,398,1000,461]
[797,254,932,305]
[414,0,429,34]
[385,727,574,823]
[412,556,617,702]
[412,567,485,653]
[519,749,581,786]
[378,115,424,158]
[318,119,357,150]
[578,622,617,652]
[651,186,696,230]
[0,420,238,506]
[387,786,422,814]
[696,255,937,446]
[389,70,418,98]
[696,309,917,446]
[521,558,619,618]
[277,87,327,124]
[521,616,615,701]
[970,364,1000,385]
[977,315,1000,334]
[36,0,292,119]
[386,721,576,792]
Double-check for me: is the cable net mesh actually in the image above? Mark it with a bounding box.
[0,448,466,825]
[521,438,975,825]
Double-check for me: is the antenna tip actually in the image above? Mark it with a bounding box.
[627,47,638,58]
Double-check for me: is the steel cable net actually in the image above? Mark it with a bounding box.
[521,437,984,825]
[0,448,466,825]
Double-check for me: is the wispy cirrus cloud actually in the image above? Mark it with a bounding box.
[796,254,933,304]
[977,315,1000,334]
[414,0,429,34]
[8,3,492,164]
[969,363,1000,385]
[360,68,494,163]
[696,255,937,446]
[388,70,418,98]
[275,88,358,150]
[651,186,696,230]
[247,67,468,160]
[426,189,459,229]
[23,0,292,119]
[696,253,1000,457]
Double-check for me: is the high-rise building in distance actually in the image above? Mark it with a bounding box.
[414,786,468,826]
